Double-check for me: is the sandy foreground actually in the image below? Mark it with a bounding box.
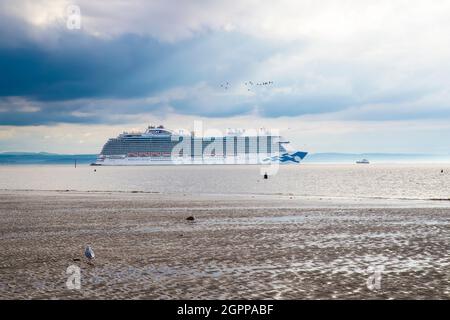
[0,190,449,299]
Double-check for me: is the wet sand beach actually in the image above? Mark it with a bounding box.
[0,190,449,299]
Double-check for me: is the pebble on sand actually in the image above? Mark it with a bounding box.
[186,216,195,221]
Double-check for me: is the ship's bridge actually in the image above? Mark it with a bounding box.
[144,125,174,136]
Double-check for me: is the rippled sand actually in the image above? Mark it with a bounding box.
[0,190,449,299]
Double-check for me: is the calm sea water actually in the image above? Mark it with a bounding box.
[1,164,450,201]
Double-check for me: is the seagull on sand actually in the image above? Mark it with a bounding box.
[85,245,95,264]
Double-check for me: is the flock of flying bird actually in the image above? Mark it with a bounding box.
[220,80,274,91]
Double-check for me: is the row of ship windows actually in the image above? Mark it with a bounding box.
[102,145,281,155]
[102,139,280,155]
[125,152,278,158]
[102,148,281,154]
[109,137,275,143]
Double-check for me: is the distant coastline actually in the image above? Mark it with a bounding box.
[1,152,450,165]
[0,152,96,165]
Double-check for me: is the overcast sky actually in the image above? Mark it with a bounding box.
[1,0,450,154]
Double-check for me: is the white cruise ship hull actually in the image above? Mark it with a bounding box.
[94,152,308,166]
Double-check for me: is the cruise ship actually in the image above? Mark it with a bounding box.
[93,125,307,165]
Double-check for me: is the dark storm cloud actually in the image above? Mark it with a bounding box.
[0,12,297,124]
[0,11,274,101]
[0,28,179,100]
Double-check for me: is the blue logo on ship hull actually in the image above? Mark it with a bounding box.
[264,151,308,163]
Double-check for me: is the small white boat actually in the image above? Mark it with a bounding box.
[356,159,370,164]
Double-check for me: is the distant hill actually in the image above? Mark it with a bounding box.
[0,151,58,156]
[0,152,96,165]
